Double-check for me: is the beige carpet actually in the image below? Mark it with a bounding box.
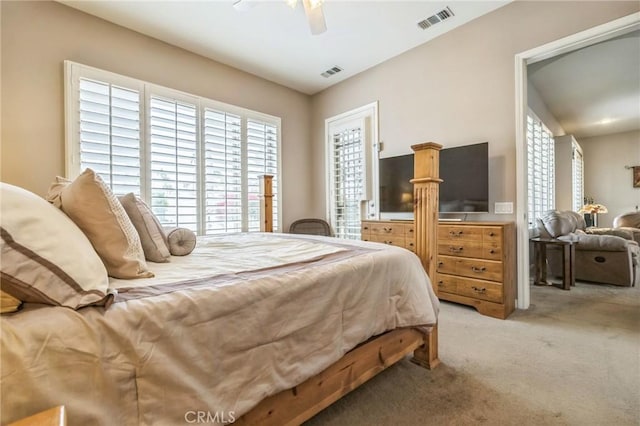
[305,282,640,425]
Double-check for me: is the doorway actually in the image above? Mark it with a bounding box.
[514,13,640,309]
[325,102,379,239]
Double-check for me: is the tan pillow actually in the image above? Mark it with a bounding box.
[1,182,113,309]
[54,169,153,279]
[0,289,22,313]
[119,193,170,263]
[166,227,197,256]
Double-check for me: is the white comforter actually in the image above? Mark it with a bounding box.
[1,233,438,425]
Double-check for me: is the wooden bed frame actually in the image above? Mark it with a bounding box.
[240,142,443,425]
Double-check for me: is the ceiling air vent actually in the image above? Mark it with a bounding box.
[321,66,343,78]
[417,6,454,30]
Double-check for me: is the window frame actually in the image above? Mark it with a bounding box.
[64,60,282,233]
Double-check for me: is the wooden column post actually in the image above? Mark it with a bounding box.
[259,175,274,233]
[411,142,442,292]
[411,142,442,370]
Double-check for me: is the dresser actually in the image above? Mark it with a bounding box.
[360,220,415,252]
[437,222,516,319]
[361,220,515,319]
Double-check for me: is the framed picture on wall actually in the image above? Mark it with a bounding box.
[634,166,640,188]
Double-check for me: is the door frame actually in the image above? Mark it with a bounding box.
[514,12,640,309]
[324,102,379,235]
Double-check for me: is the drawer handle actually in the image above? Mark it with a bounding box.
[489,249,496,254]
[408,243,414,247]
[471,266,487,273]
[385,241,394,245]
[471,286,486,294]
[449,246,464,253]
[383,227,393,233]
[438,261,444,267]
[437,280,444,286]
[488,232,495,237]
[408,229,414,233]
[363,226,369,230]
[449,230,464,237]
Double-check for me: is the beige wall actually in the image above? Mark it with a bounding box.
[578,130,640,228]
[0,1,313,231]
[310,1,639,221]
[527,81,565,137]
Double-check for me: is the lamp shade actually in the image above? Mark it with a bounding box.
[579,203,608,214]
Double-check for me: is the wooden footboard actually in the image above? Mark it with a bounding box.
[236,325,438,426]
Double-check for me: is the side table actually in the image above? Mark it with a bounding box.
[531,237,577,291]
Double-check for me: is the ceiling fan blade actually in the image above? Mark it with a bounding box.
[302,0,327,35]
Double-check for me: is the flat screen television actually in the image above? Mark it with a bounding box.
[379,142,489,217]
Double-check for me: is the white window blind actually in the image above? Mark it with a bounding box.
[78,78,141,195]
[572,142,584,212]
[247,120,279,232]
[66,61,281,233]
[203,109,243,234]
[527,113,555,226]
[149,97,198,232]
[331,127,365,240]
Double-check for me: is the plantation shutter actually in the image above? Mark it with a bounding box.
[247,120,279,232]
[331,125,366,239]
[527,113,555,226]
[78,78,141,195]
[67,62,281,233]
[203,109,243,234]
[149,96,198,232]
[572,143,584,212]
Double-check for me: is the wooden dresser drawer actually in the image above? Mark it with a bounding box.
[438,240,484,259]
[482,242,502,261]
[361,223,372,238]
[369,235,406,247]
[405,224,415,237]
[437,255,502,282]
[483,227,502,243]
[438,241,503,261]
[369,222,406,238]
[439,225,484,242]
[455,277,503,303]
[405,238,415,252]
[455,257,503,282]
[436,255,457,275]
[434,273,457,294]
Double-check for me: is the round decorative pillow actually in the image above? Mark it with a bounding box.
[166,227,197,256]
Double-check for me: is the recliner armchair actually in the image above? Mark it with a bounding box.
[536,210,639,287]
[613,211,640,244]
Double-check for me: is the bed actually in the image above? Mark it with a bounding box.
[1,143,442,425]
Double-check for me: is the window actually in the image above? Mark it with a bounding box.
[326,104,377,240]
[572,141,584,212]
[527,112,555,226]
[65,61,281,234]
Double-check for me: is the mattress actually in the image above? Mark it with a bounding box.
[1,233,438,425]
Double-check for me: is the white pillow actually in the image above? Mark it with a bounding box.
[0,182,113,309]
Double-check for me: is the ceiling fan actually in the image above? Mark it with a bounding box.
[233,0,327,35]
